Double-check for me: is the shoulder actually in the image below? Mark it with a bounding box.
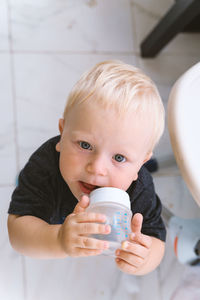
[128,166,166,241]
[29,135,60,162]
[127,165,154,201]
[137,165,153,186]
[17,135,61,190]
[27,135,60,173]
[9,136,63,222]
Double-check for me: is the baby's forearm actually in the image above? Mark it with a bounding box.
[134,237,165,276]
[7,214,67,259]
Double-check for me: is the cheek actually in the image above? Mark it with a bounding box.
[109,170,135,190]
[59,152,81,179]
[116,167,139,190]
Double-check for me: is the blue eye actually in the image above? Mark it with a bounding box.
[114,154,126,163]
[79,141,92,150]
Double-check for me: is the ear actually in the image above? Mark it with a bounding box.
[56,118,65,152]
[143,151,153,164]
[58,118,65,135]
[132,152,153,182]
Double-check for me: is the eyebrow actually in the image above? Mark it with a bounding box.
[70,131,93,139]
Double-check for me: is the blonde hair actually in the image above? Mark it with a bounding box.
[63,60,165,151]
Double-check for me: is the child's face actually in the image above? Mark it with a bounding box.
[56,102,152,201]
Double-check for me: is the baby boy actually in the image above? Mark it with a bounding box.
[8,60,166,276]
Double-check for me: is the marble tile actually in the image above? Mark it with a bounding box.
[0,187,24,300]
[137,54,200,160]
[153,173,200,299]
[131,0,200,56]
[153,131,173,163]
[0,0,9,51]
[158,234,187,300]
[0,54,17,185]
[153,174,200,219]
[159,224,200,300]
[135,59,195,165]
[25,255,140,300]
[14,53,139,168]
[136,269,161,300]
[138,55,200,87]
[152,97,174,162]
[169,266,200,300]
[4,1,200,299]
[131,0,174,17]
[10,0,134,52]
[156,83,171,103]
[130,0,173,56]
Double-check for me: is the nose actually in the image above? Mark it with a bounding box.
[85,154,108,177]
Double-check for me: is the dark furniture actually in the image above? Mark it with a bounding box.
[140,0,200,58]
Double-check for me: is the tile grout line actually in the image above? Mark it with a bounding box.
[7,1,20,174]
[0,50,199,59]
[1,49,138,55]
[7,1,28,300]
[129,1,139,58]
[0,184,15,187]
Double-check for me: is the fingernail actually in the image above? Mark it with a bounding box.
[116,250,120,256]
[122,241,128,250]
[82,195,89,203]
[130,233,135,240]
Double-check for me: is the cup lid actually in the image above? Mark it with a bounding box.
[90,187,131,209]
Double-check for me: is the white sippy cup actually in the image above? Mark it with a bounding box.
[87,187,132,256]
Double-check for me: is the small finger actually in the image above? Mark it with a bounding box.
[115,249,144,268]
[131,213,143,234]
[75,212,107,224]
[73,195,90,214]
[76,222,111,235]
[75,236,110,250]
[121,241,149,258]
[129,233,152,248]
[115,258,137,275]
[75,248,103,257]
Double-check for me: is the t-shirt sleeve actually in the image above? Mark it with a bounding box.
[8,142,57,223]
[135,186,166,241]
[130,168,166,242]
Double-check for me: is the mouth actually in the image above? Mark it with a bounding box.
[79,181,101,194]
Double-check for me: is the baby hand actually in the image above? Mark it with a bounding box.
[115,213,152,274]
[58,195,111,257]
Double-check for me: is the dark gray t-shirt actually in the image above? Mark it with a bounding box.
[8,136,166,241]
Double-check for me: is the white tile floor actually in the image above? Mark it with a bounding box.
[1,0,200,299]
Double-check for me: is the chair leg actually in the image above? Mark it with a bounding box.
[140,0,200,58]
